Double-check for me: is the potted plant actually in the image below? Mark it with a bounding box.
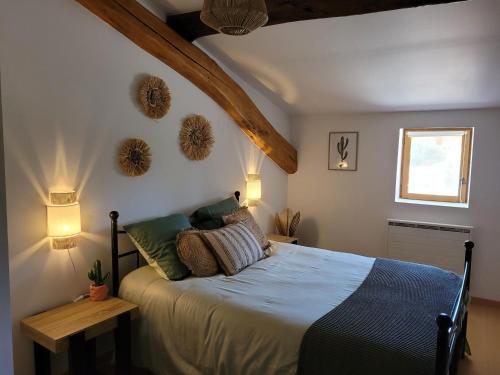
[88,260,110,301]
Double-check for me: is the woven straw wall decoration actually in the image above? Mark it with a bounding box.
[179,115,215,161]
[118,138,152,177]
[138,75,171,119]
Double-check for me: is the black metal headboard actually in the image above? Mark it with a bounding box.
[109,191,241,297]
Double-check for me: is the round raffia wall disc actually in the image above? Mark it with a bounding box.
[118,138,152,177]
[138,75,171,119]
[179,115,215,161]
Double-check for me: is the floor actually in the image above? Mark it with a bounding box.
[98,301,500,375]
[458,301,500,375]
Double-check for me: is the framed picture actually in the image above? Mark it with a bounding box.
[328,132,359,171]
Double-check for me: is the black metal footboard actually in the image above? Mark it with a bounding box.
[435,240,474,375]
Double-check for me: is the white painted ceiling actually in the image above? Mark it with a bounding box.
[145,0,500,114]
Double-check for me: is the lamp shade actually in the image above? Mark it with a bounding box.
[200,0,268,36]
[47,203,81,238]
[47,191,81,250]
[247,174,261,206]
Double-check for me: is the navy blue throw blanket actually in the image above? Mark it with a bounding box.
[298,258,462,375]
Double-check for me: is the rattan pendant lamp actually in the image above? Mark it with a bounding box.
[200,0,269,36]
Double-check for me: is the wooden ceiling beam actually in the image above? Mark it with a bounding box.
[168,0,466,41]
[76,0,298,174]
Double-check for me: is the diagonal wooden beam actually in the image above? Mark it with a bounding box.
[168,0,466,41]
[76,0,298,174]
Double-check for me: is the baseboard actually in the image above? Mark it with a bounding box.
[472,297,500,308]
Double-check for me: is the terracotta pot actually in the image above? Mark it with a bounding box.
[90,284,109,301]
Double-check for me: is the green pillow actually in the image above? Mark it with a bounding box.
[124,213,191,280]
[195,196,240,221]
[190,217,224,230]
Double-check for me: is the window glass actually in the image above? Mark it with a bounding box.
[398,128,473,205]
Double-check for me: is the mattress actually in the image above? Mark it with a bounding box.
[119,241,375,375]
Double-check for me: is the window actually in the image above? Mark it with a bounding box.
[397,128,473,206]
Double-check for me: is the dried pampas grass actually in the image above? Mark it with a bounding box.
[138,75,171,119]
[289,211,301,237]
[275,208,301,237]
[118,138,151,177]
[179,115,215,161]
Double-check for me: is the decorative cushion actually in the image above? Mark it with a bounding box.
[223,207,270,250]
[202,223,265,276]
[124,214,191,280]
[176,229,220,277]
[190,217,224,231]
[191,196,240,230]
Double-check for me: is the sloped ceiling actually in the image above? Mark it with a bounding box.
[142,0,500,114]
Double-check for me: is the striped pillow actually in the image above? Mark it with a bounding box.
[222,207,270,250]
[202,223,264,276]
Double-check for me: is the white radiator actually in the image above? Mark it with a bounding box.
[387,219,473,274]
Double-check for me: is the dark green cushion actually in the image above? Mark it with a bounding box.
[124,214,191,280]
[190,196,239,230]
[191,217,224,230]
[194,196,239,221]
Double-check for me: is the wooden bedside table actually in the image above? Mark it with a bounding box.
[267,234,299,245]
[21,297,138,375]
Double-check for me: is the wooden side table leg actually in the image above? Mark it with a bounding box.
[115,311,131,375]
[69,332,86,375]
[86,338,97,375]
[34,342,51,375]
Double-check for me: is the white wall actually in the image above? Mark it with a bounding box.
[0,74,14,375]
[289,109,500,302]
[0,1,291,374]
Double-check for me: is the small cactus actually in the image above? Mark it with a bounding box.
[88,260,110,286]
[337,136,349,161]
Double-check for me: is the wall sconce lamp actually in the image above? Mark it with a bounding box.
[47,191,81,250]
[246,174,262,207]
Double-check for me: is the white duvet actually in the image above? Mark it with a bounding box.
[119,242,375,375]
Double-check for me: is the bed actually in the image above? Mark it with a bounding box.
[109,192,473,375]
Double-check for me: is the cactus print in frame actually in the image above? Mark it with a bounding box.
[328,132,358,171]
